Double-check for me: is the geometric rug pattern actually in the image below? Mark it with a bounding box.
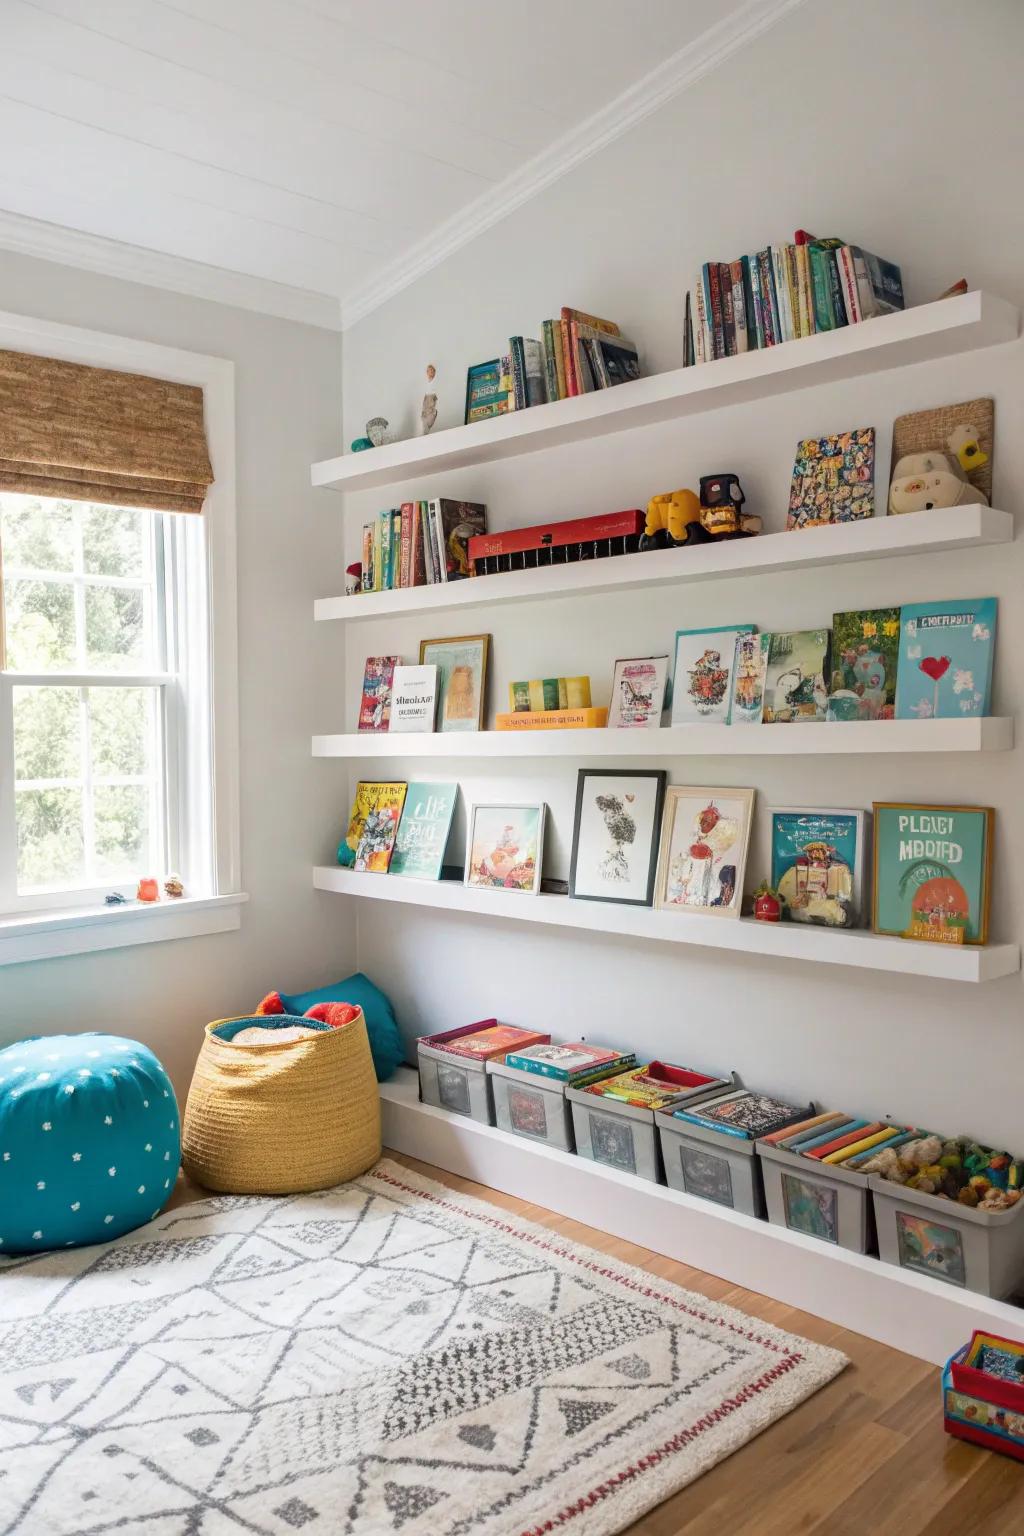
[0,1159,846,1535]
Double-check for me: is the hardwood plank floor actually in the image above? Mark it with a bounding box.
[170,1153,1024,1534]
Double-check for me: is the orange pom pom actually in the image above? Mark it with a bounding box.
[303,1003,334,1024]
[255,991,285,1016]
[324,1003,361,1028]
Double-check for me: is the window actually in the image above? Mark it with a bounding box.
[0,492,213,913]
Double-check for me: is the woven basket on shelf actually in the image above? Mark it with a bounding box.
[182,1012,381,1195]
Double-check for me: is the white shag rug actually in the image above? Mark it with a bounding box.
[0,1159,846,1535]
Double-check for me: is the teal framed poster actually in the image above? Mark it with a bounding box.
[872,803,993,945]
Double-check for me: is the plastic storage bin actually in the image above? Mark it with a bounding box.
[488,1059,575,1151]
[567,1064,731,1184]
[417,1021,549,1124]
[943,1331,1024,1459]
[759,1139,875,1253]
[871,1174,1024,1298]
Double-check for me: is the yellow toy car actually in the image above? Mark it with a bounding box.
[641,488,705,551]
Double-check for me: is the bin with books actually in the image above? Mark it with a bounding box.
[567,1062,732,1184]
[417,1020,550,1125]
[657,1085,812,1217]
[488,1042,635,1153]
[757,1113,910,1254]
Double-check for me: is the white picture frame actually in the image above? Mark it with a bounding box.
[465,803,546,895]
[654,786,755,917]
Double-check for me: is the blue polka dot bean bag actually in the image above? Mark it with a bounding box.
[0,1034,181,1255]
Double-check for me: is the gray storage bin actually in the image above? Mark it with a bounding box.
[567,1066,732,1185]
[488,1059,574,1151]
[870,1175,1024,1298]
[759,1140,875,1254]
[658,1114,765,1216]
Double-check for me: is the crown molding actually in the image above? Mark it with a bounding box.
[0,210,344,332]
[339,0,808,330]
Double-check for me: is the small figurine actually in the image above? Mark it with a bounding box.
[136,877,159,903]
[640,489,705,551]
[350,436,373,453]
[753,881,784,922]
[345,562,362,596]
[699,474,761,538]
[366,416,388,448]
[164,874,184,899]
[104,891,127,906]
[420,364,438,435]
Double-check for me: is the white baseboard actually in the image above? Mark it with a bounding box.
[381,1068,1019,1366]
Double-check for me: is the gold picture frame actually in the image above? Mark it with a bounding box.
[419,633,490,732]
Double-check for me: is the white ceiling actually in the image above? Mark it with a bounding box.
[0,0,799,327]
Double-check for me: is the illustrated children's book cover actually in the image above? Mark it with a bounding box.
[505,1042,632,1079]
[676,1090,809,1140]
[357,655,400,731]
[389,782,458,880]
[671,626,755,726]
[608,656,669,728]
[787,427,875,528]
[352,782,408,873]
[440,1024,549,1061]
[338,780,407,868]
[389,664,439,733]
[763,630,830,722]
[728,632,770,724]
[894,598,996,720]
[873,802,993,945]
[770,808,866,927]
[829,608,900,720]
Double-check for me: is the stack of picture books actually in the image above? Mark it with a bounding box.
[684,230,904,364]
[670,1086,811,1140]
[504,1041,636,1089]
[428,1022,550,1063]
[360,498,486,591]
[581,1062,723,1110]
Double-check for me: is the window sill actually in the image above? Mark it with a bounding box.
[0,893,248,967]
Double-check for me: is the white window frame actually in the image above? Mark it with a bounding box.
[0,308,244,964]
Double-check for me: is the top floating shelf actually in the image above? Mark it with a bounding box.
[311,292,1019,495]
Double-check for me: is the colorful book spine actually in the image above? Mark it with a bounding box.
[822,1126,895,1164]
[361,523,373,593]
[762,1111,847,1147]
[706,263,725,359]
[719,263,736,356]
[836,247,862,321]
[826,249,849,326]
[808,245,835,331]
[504,1052,634,1082]
[399,502,414,588]
[747,254,765,349]
[495,707,608,731]
[541,321,559,403]
[391,509,401,588]
[807,1121,885,1160]
[560,317,576,395]
[758,249,780,345]
[371,515,382,591]
[551,320,567,398]
[783,245,802,337]
[784,1117,865,1152]
[671,1106,751,1140]
[692,273,708,363]
[794,242,814,336]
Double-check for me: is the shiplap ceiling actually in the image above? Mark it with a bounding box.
[0,0,802,328]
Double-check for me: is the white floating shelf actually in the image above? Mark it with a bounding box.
[314,866,1019,983]
[379,1067,1024,1366]
[312,292,1019,494]
[315,505,1014,623]
[314,716,1012,760]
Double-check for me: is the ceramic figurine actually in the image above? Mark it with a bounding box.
[753,881,784,922]
[350,436,373,452]
[699,474,761,538]
[136,877,159,903]
[345,562,362,596]
[640,489,705,551]
[164,874,184,899]
[420,364,438,434]
[366,416,388,448]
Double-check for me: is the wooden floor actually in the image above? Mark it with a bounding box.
[172,1153,1024,1535]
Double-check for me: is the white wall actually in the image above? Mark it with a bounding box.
[332,0,1024,1147]
[0,251,356,1095]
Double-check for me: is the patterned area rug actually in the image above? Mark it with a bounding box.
[0,1159,846,1535]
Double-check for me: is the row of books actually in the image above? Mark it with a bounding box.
[684,229,904,364]
[361,499,486,590]
[468,310,641,425]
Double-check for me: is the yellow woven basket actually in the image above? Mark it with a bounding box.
[182,1012,381,1195]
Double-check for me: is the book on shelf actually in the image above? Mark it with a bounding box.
[495,706,608,731]
[361,499,487,591]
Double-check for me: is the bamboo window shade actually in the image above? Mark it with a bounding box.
[0,349,214,514]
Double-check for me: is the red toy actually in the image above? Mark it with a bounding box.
[257,992,361,1030]
[753,881,784,922]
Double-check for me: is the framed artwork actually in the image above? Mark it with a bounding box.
[419,634,490,732]
[787,427,875,528]
[465,803,545,895]
[569,769,666,907]
[607,656,669,729]
[670,626,755,725]
[894,598,996,720]
[763,630,830,723]
[728,632,770,724]
[769,808,866,927]
[828,609,900,721]
[872,802,993,945]
[654,787,755,916]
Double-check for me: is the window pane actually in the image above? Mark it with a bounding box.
[13,686,81,781]
[82,503,146,579]
[4,578,77,671]
[16,787,85,890]
[88,686,155,778]
[93,784,150,879]
[85,584,149,670]
[0,494,75,572]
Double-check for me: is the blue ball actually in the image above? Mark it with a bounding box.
[0,1034,181,1255]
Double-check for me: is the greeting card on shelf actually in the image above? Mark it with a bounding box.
[729,633,770,724]
[671,626,754,726]
[389,665,439,733]
[763,630,830,723]
[608,657,669,729]
[389,782,458,880]
[894,599,996,720]
[829,609,900,721]
[787,427,875,528]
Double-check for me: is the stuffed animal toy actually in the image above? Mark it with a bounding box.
[888,427,990,515]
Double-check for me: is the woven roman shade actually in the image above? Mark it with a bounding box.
[0,349,213,514]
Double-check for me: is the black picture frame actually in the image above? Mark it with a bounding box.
[569,768,667,907]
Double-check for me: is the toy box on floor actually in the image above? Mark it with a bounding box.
[416,1021,549,1123]
[944,1331,1024,1460]
[568,1061,732,1183]
[758,1113,911,1254]
[488,1041,635,1152]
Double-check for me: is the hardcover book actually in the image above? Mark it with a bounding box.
[894,598,996,720]
[429,499,486,581]
[763,630,831,723]
[678,1090,808,1140]
[787,428,875,528]
[872,801,993,944]
[358,655,400,732]
[829,608,900,720]
[495,708,608,730]
[728,632,770,725]
[389,782,458,880]
[388,664,438,733]
[353,781,408,873]
[671,626,755,726]
[440,1024,550,1062]
[608,656,669,729]
[504,1042,632,1080]
[464,359,512,423]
